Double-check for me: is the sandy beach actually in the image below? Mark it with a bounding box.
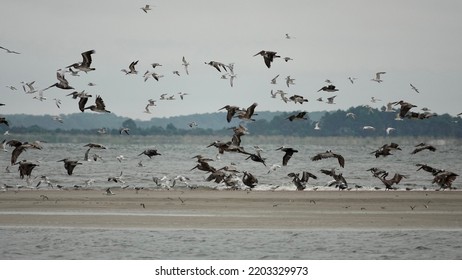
[0,189,461,229]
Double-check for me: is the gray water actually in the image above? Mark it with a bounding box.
[1,227,461,259]
[1,137,461,191]
[1,137,461,260]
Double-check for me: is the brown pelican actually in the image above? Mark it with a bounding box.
[17,160,38,179]
[219,105,241,122]
[84,143,106,149]
[432,171,458,190]
[276,146,298,166]
[141,4,152,13]
[83,95,111,113]
[371,143,401,158]
[371,71,386,83]
[236,102,258,121]
[254,50,280,68]
[44,71,74,91]
[6,140,43,165]
[411,143,436,154]
[320,168,348,189]
[139,149,161,158]
[392,100,417,118]
[121,60,139,74]
[406,111,437,120]
[375,173,407,190]
[416,163,443,175]
[317,84,338,92]
[108,171,125,184]
[245,150,266,166]
[58,158,82,175]
[367,167,388,178]
[286,111,308,121]
[0,117,9,127]
[205,61,228,72]
[311,150,345,168]
[289,95,308,104]
[67,50,95,73]
[242,171,258,188]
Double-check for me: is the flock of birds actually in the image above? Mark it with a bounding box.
[1,4,460,193]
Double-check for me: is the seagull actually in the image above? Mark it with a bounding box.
[363,126,376,131]
[270,74,279,84]
[286,76,295,87]
[385,127,395,135]
[178,92,188,100]
[276,146,298,166]
[141,5,152,13]
[105,188,115,195]
[285,33,295,39]
[5,85,17,91]
[151,62,162,68]
[83,95,111,113]
[0,45,20,54]
[121,60,139,74]
[371,71,386,83]
[410,83,420,93]
[108,171,125,184]
[284,57,293,62]
[253,50,280,68]
[21,81,37,94]
[326,95,337,104]
[52,115,63,123]
[172,70,180,76]
[0,117,9,127]
[119,127,130,135]
[311,150,345,168]
[182,56,190,75]
[348,77,358,84]
[143,104,152,114]
[346,112,356,119]
[53,98,62,108]
[370,97,381,103]
[314,122,321,130]
[67,50,95,73]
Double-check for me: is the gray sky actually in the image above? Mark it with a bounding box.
[1,0,462,120]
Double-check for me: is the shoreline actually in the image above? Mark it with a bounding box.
[1,189,461,230]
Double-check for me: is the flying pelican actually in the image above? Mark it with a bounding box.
[375,173,407,190]
[43,72,74,90]
[121,60,139,74]
[139,149,161,158]
[0,117,9,127]
[119,127,130,135]
[311,150,345,168]
[0,45,20,54]
[254,50,280,68]
[219,105,242,122]
[317,85,338,92]
[411,143,436,154]
[6,140,43,165]
[242,171,258,188]
[286,111,308,121]
[17,160,38,179]
[276,146,298,166]
[58,158,82,175]
[236,103,258,121]
[371,71,386,83]
[83,95,111,113]
[141,5,152,13]
[289,95,308,104]
[392,100,417,118]
[67,50,95,73]
[205,61,228,72]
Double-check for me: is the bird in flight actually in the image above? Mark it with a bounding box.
[67,50,95,73]
[141,5,152,13]
[121,60,139,75]
[371,72,386,83]
[410,83,420,93]
[0,45,20,54]
[254,50,280,68]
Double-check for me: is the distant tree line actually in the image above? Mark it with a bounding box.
[2,106,461,138]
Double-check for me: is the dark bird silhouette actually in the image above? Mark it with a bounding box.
[411,143,436,154]
[286,111,308,121]
[236,102,258,121]
[288,171,317,190]
[393,100,417,118]
[245,151,266,166]
[289,95,308,104]
[371,143,401,158]
[7,140,43,165]
[311,150,345,168]
[375,173,407,190]
[254,50,280,68]
[121,60,139,74]
[139,149,161,158]
[219,105,241,123]
[67,50,96,73]
[84,143,107,149]
[84,95,111,113]
[432,171,458,190]
[0,117,9,127]
[317,84,338,92]
[44,72,74,91]
[276,146,298,166]
[58,158,82,175]
[205,61,228,72]
[320,168,348,189]
[416,163,443,175]
[17,160,39,179]
[242,171,258,188]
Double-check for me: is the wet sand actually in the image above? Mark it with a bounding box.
[0,189,461,229]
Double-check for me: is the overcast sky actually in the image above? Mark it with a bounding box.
[1,0,462,120]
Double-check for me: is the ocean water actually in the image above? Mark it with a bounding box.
[1,137,461,191]
[0,227,461,259]
[1,137,461,260]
